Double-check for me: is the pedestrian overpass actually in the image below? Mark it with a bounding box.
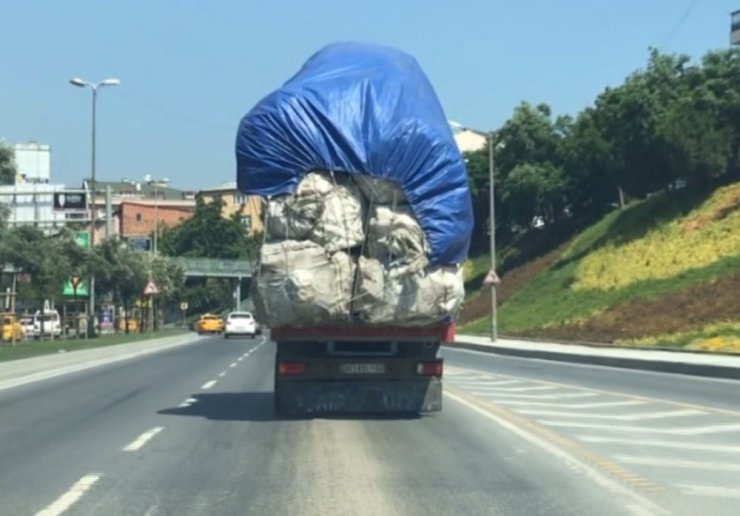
[3,258,252,279]
[175,258,252,279]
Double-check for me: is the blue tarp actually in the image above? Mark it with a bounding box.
[235,42,473,265]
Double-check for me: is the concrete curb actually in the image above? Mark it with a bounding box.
[447,340,740,381]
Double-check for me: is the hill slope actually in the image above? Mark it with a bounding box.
[461,182,740,352]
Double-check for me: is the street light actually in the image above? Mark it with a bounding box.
[69,76,120,337]
[145,175,170,254]
[450,121,502,342]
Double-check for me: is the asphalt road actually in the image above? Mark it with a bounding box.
[0,335,738,516]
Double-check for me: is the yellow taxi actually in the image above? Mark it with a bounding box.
[196,314,225,335]
[1,313,25,342]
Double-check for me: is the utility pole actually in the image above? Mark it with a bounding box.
[489,132,497,342]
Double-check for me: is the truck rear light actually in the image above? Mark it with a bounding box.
[417,361,443,376]
[278,362,306,375]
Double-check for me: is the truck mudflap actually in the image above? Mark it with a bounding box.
[275,379,442,416]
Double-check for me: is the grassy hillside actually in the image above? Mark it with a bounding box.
[461,182,740,352]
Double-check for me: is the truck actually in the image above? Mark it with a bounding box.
[271,324,455,415]
[236,42,473,415]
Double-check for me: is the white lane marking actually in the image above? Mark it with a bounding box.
[218,371,227,377]
[578,436,740,453]
[678,485,740,499]
[448,377,511,385]
[35,473,101,516]
[615,456,740,472]
[471,392,597,400]
[469,385,559,393]
[518,409,704,421]
[542,421,740,435]
[498,400,646,409]
[237,357,244,362]
[177,397,197,408]
[444,392,669,516]
[201,380,217,390]
[229,362,238,368]
[123,427,164,452]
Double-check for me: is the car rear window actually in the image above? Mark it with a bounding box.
[229,313,253,320]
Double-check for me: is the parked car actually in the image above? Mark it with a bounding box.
[33,310,62,339]
[1,313,25,342]
[224,311,257,339]
[19,316,35,338]
[196,314,225,335]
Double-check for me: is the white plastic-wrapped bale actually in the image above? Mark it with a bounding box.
[265,172,365,251]
[353,256,464,326]
[366,205,429,273]
[309,182,365,252]
[265,173,335,240]
[252,240,354,327]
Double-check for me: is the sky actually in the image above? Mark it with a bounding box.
[1,0,738,190]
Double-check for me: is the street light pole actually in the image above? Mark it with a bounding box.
[70,77,120,337]
[489,132,497,342]
[154,182,160,254]
[145,176,169,254]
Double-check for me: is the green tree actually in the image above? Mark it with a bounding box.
[158,195,261,314]
[0,142,15,186]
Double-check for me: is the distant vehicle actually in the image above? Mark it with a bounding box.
[224,311,257,339]
[196,314,225,335]
[1,313,25,342]
[33,310,62,339]
[19,316,34,338]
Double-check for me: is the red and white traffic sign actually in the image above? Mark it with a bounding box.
[143,280,160,295]
[483,269,501,287]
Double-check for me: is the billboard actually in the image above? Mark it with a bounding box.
[53,191,87,212]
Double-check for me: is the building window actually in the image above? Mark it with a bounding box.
[136,213,143,222]
[241,215,252,231]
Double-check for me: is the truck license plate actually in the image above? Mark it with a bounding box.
[340,363,386,374]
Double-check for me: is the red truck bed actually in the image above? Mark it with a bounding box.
[270,324,456,343]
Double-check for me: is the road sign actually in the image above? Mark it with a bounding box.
[75,231,91,248]
[180,301,189,311]
[129,237,152,253]
[53,191,87,212]
[63,277,89,296]
[143,280,160,295]
[483,269,501,287]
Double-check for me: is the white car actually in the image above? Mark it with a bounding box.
[33,310,62,339]
[224,311,257,339]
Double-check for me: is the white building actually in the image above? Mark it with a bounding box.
[449,123,488,153]
[14,142,51,184]
[0,143,72,233]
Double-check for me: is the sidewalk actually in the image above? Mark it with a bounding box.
[0,333,202,391]
[451,334,740,380]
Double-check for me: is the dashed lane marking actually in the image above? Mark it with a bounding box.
[35,473,101,516]
[123,427,164,452]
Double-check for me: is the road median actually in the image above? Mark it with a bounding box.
[0,330,202,391]
[450,334,740,380]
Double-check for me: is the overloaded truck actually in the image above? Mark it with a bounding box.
[235,42,474,415]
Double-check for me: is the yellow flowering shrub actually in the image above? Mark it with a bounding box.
[574,184,740,291]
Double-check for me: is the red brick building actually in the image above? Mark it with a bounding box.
[118,200,195,239]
